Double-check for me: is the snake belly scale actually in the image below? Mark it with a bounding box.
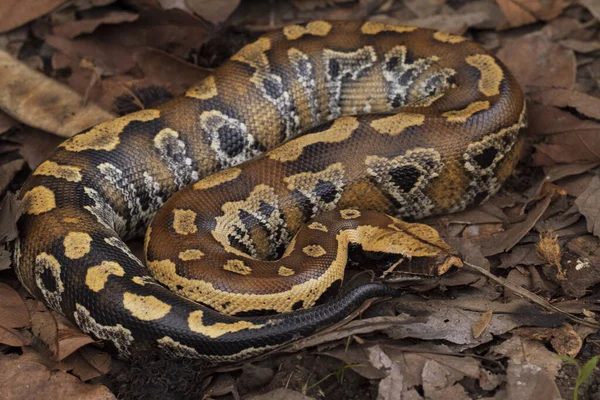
[15,21,526,363]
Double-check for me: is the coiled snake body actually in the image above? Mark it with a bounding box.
[15,21,526,363]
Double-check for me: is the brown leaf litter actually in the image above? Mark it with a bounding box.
[1,0,600,399]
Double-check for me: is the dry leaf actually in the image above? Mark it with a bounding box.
[472,310,493,339]
[0,0,68,33]
[492,336,563,375]
[31,306,95,362]
[0,50,114,138]
[575,175,600,238]
[377,363,404,400]
[476,186,558,256]
[185,0,240,23]
[497,29,576,90]
[59,347,112,382]
[53,10,139,39]
[506,361,562,400]
[0,357,115,399]
[560,39,600,53]
[495,0,567,30]
[580,0,600,21]
[0,283,30,329]
[248,388,313,400]
[514,324,582,357]
[528,88,600,120]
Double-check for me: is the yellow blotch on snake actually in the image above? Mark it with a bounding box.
[62,110,160,152]
[361,21,417,35]
[283,21,332,40]
[223,260,252,275]
[442,101,491,123]
[340,209,361,219]
[433,31,467,43]
[63,232,92,259]
[22,186,56,215]
[370,113,425,136]
[123,293,172,321]
[278,266,295,277]
[302,245,327,258]
[85,261,125,292]
[172,209,198,235]
[465,54,504,97]
[193,168,241,191]
[179,249,205,261]
[186,75,218,100]
[187,310,264,338]
[308,222,328,232]
[34,161,82,182]
[268,117,359,162]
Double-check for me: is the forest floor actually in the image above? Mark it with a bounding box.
[1,0,600,399]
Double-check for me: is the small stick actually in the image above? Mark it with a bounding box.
[464,261,600,329]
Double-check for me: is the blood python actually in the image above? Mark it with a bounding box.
[14,21,526,363]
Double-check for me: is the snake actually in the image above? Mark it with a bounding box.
[14,20,526,364]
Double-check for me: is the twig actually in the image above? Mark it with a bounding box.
[464,261,600,329]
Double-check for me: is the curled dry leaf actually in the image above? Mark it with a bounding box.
[0,50,114,138]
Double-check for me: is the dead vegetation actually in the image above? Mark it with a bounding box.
[1,0,600,399]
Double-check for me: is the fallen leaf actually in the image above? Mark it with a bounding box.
[558,235,600,297]
[185,0,240,24]
[0,50,114,138]
[580,0,600,21]
[377,362,404,400]
[476,187,557,256]
[495,0,567,30]
[491,336,563,376]
[514,324,582,357]
[0,0,68,33]
[53,10,139,39]
[248,387,313,400]
[472,310,493,339]
[575,176,600,238]
[0,111,17,135]
[528,88,600,120]
[31,305,95,361]
[505,361,562,400]
[422,360,471,400]
[497,28,576,90]
[59,347,112,382]
[0,325,29,346]
[560,39,600,53]
[0,357,115,399]
[0,282,30,329]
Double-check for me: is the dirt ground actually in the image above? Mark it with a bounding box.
[1,0,600,399]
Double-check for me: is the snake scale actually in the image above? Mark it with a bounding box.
[14,21,526,363]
